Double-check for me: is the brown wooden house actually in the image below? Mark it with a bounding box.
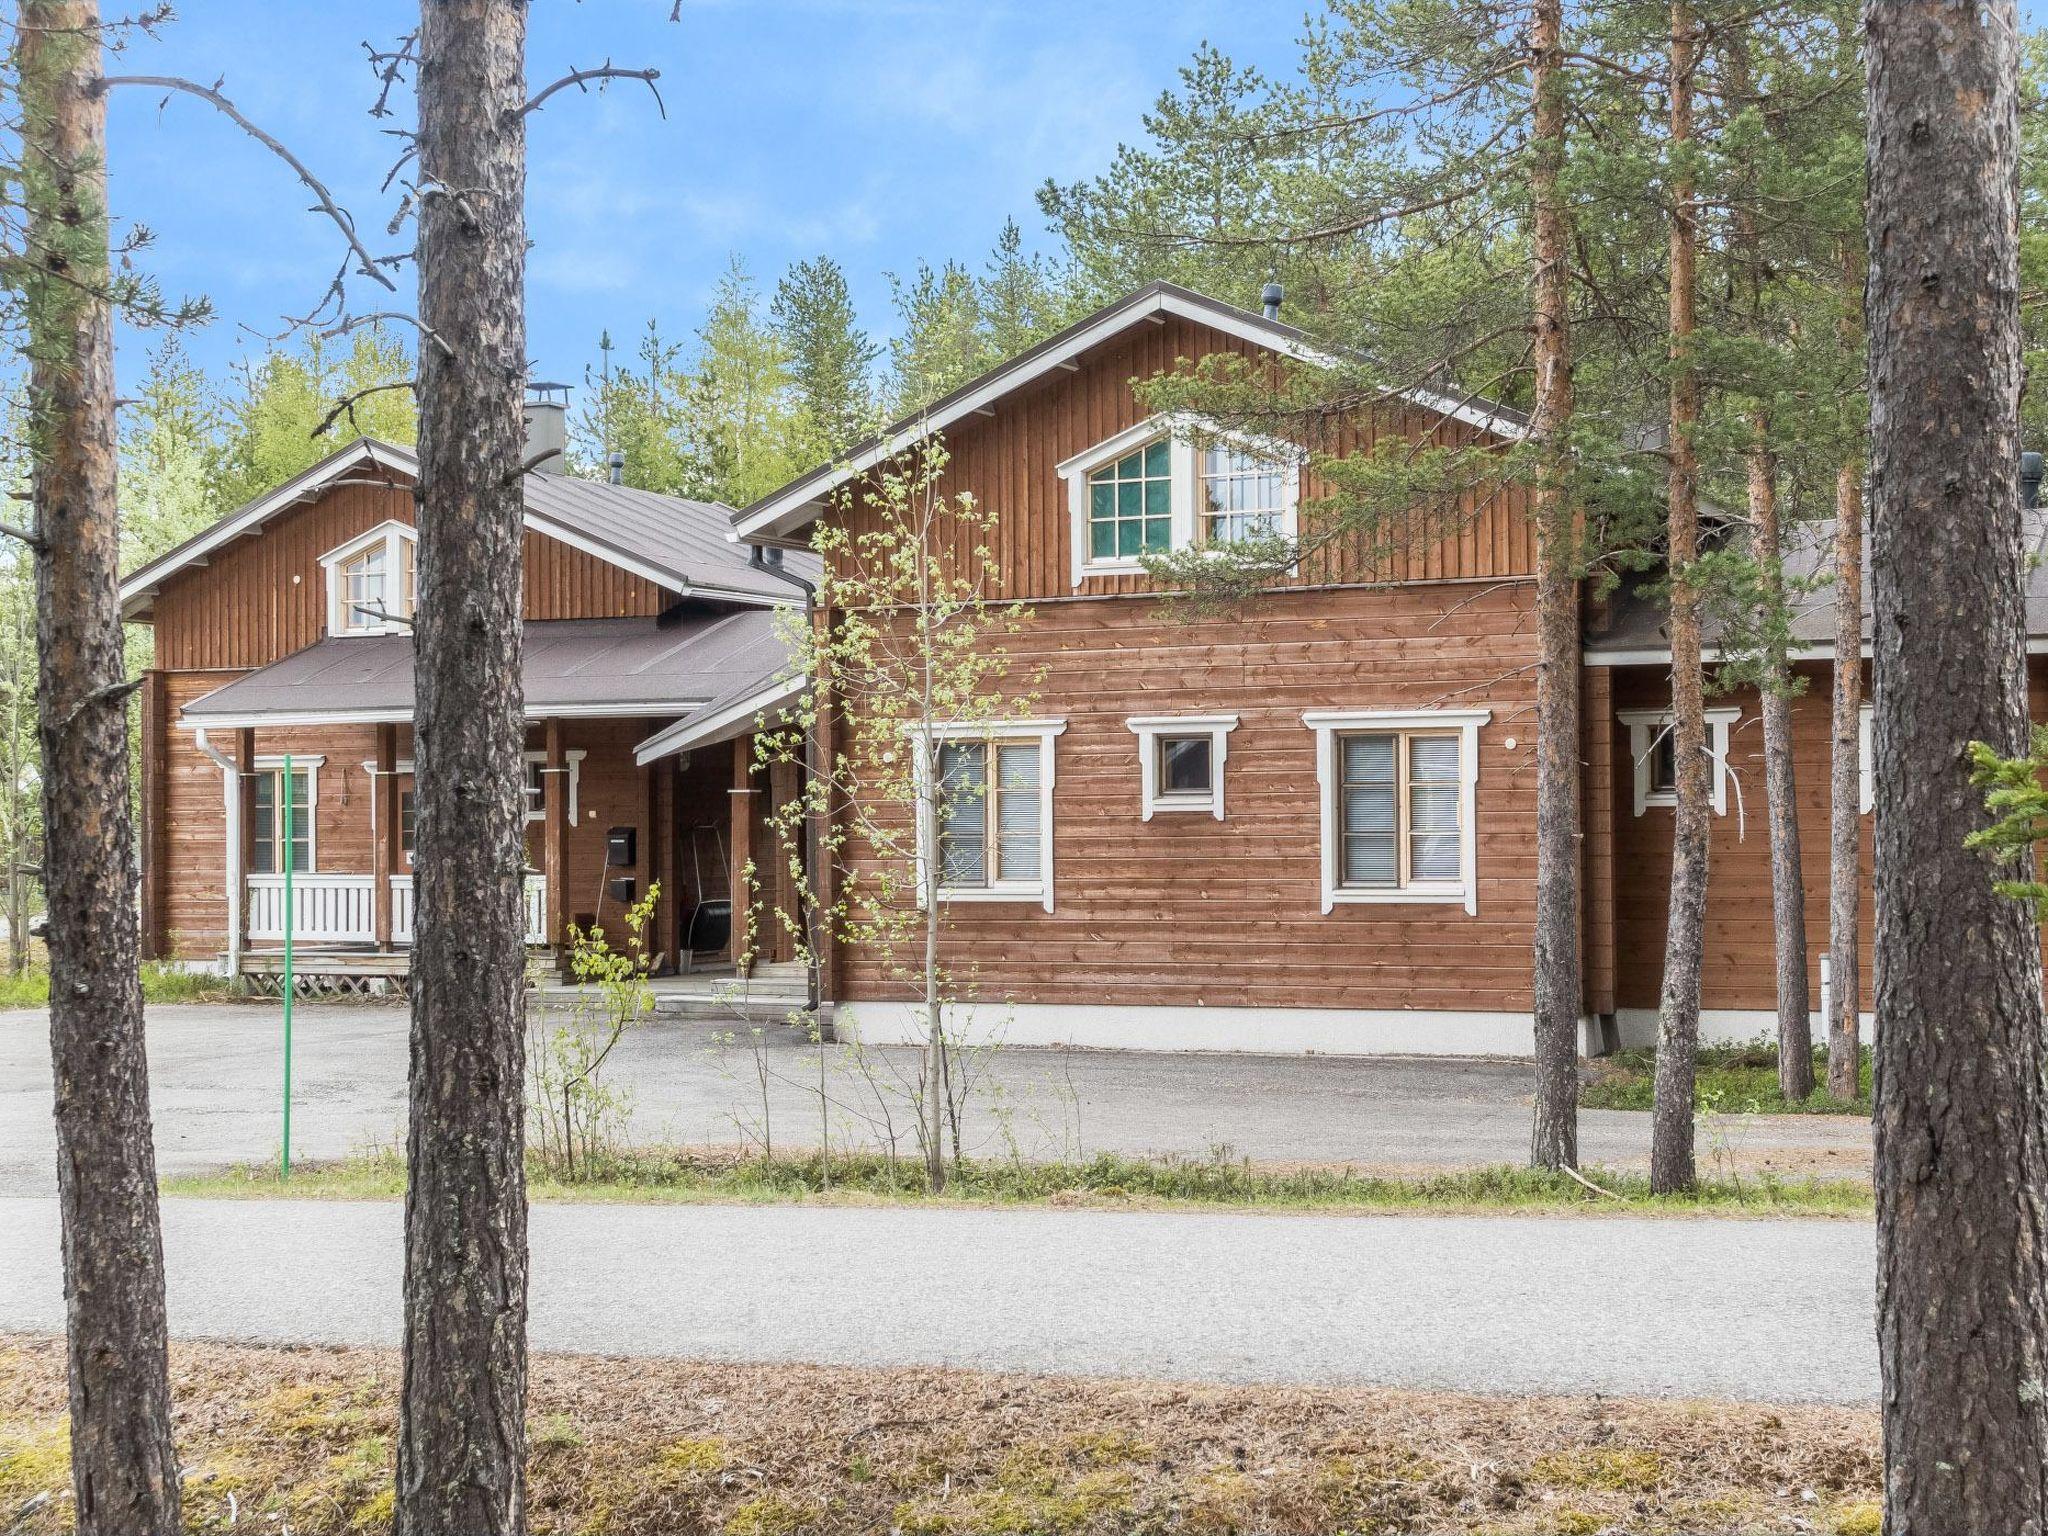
[130,280,2021,1052]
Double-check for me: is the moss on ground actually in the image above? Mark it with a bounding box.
[0,1337,1883,1535]
[164,1143,1870,1218]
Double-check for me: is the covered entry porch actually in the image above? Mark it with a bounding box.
[172,612,805,987]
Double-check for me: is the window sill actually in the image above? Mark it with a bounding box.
[937,886,1048,907]
[1147,796,1220,817]
[1325,887,1469,908]
[1077,562,1150,580]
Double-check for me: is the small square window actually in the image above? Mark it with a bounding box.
[1157,736,1213,797]
[1649,729,1677,794]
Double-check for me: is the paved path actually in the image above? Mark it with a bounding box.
[0,1196,1878,1403]
[0,1004,1872,1194]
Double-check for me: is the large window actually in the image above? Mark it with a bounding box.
[521,750,586,825]
[250,762,316,874]
[320,521,418,635]
[1086,438,1173,562]
[918,720,1065,910]
[1619,707,1738,816]
[1304,710,1487,913]
[1060,416,1301,583]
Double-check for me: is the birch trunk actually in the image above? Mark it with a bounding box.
[1526,0,1582,1171]
[397,2,531,1531]
[18,3,181,1528]
[1826,248,1865,1104]
[1650,0,1706,1194]
[1867,3,2048,1529]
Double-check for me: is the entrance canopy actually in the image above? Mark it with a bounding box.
[179,611,796,730]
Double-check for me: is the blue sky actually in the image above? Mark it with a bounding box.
[105,0,1308,392]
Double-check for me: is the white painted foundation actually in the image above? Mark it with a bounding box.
[834,1000,1581,1058]
[1612,1008,1878,1050]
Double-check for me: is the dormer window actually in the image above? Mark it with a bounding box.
[1059,416,1302,586]
[320,521,418,635]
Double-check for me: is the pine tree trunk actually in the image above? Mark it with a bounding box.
[18,4,182,1530]
[1753,435,1813,1100]
[396,3,531,1531]
[1650,0,1706,1195]
[1526,0,1581,1172]
[1867,4,2048,1529]
[1826,246,1865,1105]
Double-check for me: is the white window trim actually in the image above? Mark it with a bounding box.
[1618,707,1739,817]
[1058,414,1303,588]
[1126,714,1238,820]
[1858,703,1874,815]
[251,754,323,872]
[523,749,586,825]
[319,520,417,636]
[1302,709,1488,916]
[911,718,1066,912]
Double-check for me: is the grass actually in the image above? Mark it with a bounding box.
[163,1142,1872,1217]
[0,961,240,1010]
[1580,1042,1873,1116]
[0,1335,1886,1534]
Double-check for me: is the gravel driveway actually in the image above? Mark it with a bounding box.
[0,1195,1879,1403]
[0,1002,1873,1195]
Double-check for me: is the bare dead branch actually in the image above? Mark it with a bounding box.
[97,73,398,293]
[322,310,455,358]
[313,379,417,440]
[54,677,143,737]
[519,62,664,120]
[0,521,41,551]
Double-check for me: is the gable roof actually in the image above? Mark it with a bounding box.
[731,279,1531,543]
[118,437,820,620]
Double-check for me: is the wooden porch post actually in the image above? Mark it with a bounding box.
[372,723,397,951]
[651,758,679,973]
[137,670,167,961]
[768,754,799,965]
[1580,665,1618,1025]
[233,727,256,967]
[543,718,568,966]
[729,732,754,975]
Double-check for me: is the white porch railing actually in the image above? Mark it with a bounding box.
[246,873,376,944]
[391,874,549,946]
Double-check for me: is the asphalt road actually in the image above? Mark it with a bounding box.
[0,1196,1879,1403]
[0,1003,1873,1194]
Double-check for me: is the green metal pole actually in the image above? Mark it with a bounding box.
[282,751,294,1180]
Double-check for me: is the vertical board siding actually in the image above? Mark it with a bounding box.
[832,582,1545,1018]
[829,316,1535,602]
[147,478,672,673]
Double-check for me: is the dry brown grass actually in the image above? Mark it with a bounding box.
[0,1334,1881,1534]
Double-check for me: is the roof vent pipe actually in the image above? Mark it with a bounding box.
[2023,451,2043,510]
[607,449,625,485]
[1261,271,1284,322]
[522,382,570,475]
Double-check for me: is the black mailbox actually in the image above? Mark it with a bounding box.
[606,876,637,905]
[606,826,637,867]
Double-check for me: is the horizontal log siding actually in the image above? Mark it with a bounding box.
[831,315,1534,603]
[148,478,671,672]
[1603,658,2008,1016]
[832,581,1544,1017]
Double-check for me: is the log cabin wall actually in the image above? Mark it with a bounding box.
[827,314,1536,601]
[830,580,1544,1017]
[147,475,672,673]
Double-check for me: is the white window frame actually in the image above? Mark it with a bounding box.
[1303,709,1488,915]
[523,749,586,825]
[1619,707,1738,817]
[912,718,1065,912]
[1859,703,1874,815]
[1058,414,1302,587]
[1126,714,1238,821]
[319,520,418,636]
[250,754,323,873]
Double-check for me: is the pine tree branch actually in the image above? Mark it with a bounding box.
[519,64,664,120]
[96,73,398,293]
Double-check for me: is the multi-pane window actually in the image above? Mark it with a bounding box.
[250,767,313,874]
[935,739,1044,890]
[1087,438,1173,562]
[1199,446,1288,544]
[1156,735,1213,798]
[338,544,389,633]
[1648,727,1678,796]
[399,788,417,868]
[1337,731,1461,891]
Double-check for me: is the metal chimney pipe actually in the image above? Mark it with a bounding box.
[606,449,625,485]
[1261,272,1284,322]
